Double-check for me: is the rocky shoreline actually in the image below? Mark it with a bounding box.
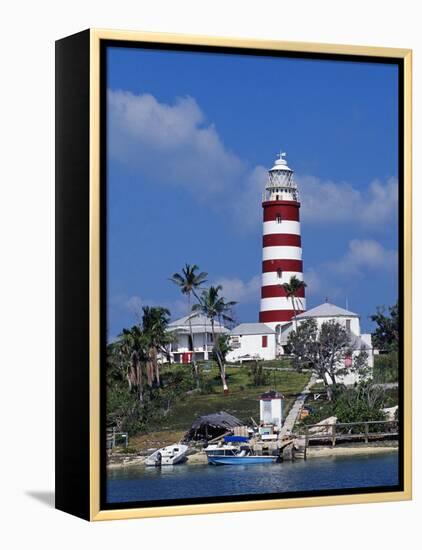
[107,441,398,470]
[306,441,398,459]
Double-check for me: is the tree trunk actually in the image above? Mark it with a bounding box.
[323,371,336,401]
[212,319,228,393]
[291,296,297,331]
[127,364,132,390]
[136,359,143,403]
[152,347,160,387]
[131,352,143,402]
[146,357,154,387]
[188,293,199,389]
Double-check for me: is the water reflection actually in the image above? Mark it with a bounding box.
[107,452,399,504]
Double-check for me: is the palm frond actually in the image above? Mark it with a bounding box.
[169,273,185,285]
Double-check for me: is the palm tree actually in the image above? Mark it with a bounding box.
[169,264,208,385]
[281,275,307,330]
[115,326,146,402]
[142,306,171,387]
[192,285,236,393]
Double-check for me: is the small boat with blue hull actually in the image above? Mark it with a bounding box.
[205,436,279,465]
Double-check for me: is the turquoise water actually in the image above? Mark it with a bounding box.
[106,451,399,504]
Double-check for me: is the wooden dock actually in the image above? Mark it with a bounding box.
[293,420,399,458]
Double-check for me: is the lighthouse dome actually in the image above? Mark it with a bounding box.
[269,155,293,173]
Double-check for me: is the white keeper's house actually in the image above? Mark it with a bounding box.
[166,314,228,364]
[226,323,277,363]
[279,301,374,384]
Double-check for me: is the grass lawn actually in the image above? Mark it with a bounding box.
[155,366,310,431]
[195,358,293,369]
[237,358,293,369]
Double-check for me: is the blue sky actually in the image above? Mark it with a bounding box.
[106,46,399,338]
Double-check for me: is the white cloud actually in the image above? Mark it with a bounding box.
[213,274,261,304]
[110,292,187,323]
[230,165,268,232]
[303,269,322,295]
[303,239,397,305]
[125,295,143,315]
[303,268,344,302]
[328,239,397,275]
[108,90,244,198]
[298,175,398,227]
[109,90,398,233]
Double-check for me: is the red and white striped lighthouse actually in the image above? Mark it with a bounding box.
[259,152,306,331]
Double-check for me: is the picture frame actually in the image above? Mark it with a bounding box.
[55,28,412,521]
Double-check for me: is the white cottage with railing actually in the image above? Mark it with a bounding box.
[166,314,229,364]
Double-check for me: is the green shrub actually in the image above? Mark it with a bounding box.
[248,361,270,387]
[373,352,399,383]
[302,383,388,430]
[198,374,215,395]
[106,364,197,435]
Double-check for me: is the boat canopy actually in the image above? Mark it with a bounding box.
[224,435,249,443]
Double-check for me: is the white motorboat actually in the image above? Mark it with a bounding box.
[145,444,189,466]
[204,436,279,465]
[204,444,278,465]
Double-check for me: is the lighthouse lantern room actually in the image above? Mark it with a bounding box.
[259,152,306,332]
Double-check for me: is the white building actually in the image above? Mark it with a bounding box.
[279,302,374,385]
[166,314,228,363]
[259,390,284,429]
[226,323,276,363]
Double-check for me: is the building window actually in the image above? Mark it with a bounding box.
[346,319,351,332]
[277,269,282,279]
[262,335,268,348]
[276,214,282,223]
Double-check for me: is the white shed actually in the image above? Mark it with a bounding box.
[259,390,284,428]
[226,323,276,363]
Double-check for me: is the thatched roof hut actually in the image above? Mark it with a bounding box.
[185,411,243,441]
